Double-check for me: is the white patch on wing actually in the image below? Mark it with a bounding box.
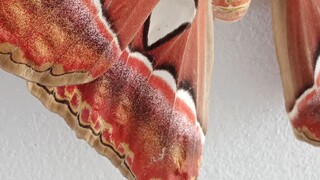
[288,87,315,120]
[127,49,206,138]
[130,52,153,71]
[92,0,119,45]
[147,0,196,46]
[176,89,196,117]
[152,70,177,92]
[289,55,320,120]
[314,55,320,82]
[196,121,205,144]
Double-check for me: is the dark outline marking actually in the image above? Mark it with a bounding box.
[36,83,136,179]
[0,51,87,77]
[302,131,320,144]
[142,0,198,50]
[157,64,178,81]
[194,0,199,8]
[143,16,191,51]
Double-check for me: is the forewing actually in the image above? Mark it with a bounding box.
[0,0,158,86]
[28,0,213,179]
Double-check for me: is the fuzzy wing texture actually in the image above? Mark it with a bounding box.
[273,0,320,145]
[0,0,158,86]
[25,0,213,179]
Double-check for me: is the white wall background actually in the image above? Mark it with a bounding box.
[1,0,320,179]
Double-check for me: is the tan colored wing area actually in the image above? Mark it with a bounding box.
[28,82,137,179]
[272,0,292,110]
[0,43,92,85]
[272,0,320,145]
[202,0,214,133]
[0,0,158,86]
[197,0,214,133]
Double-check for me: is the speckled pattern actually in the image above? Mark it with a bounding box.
[0,0,121,84]
[1,0,320,179]
[28,57,204,179]
[0,0,211,179]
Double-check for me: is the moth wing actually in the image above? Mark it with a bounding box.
[273,0,320,145]
[0,0,158,86]
[28,0,213,178]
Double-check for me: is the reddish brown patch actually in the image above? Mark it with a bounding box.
[291,89,320,141]
[80,108,91,125]
[70,95,79,109]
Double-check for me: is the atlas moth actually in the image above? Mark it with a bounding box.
[0,0,317,179]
